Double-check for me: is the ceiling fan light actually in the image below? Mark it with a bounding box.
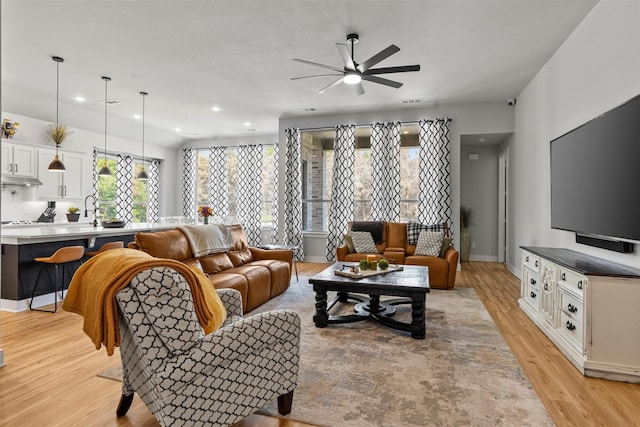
[344,72,361,85]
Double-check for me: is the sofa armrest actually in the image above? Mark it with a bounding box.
[444,247,459,289]
[216,288,243,317]
[336,245,349,261]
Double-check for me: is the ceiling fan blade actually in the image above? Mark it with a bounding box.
[356,44,400,73]
[362,74,403,89]
[336,43,356,71]
[365,65,420,75]
[318,77,344,94]
[293,58,343,73]
[355,82,365,96]
[290,73,342,80]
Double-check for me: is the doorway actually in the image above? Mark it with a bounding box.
[498,147,509,264]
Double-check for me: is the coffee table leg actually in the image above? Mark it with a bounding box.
[411,296,426,339]
[313,288,329,328]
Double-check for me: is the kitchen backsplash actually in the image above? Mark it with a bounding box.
[1,185,81,223]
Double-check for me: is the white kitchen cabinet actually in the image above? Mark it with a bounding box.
[1,142,36,177]
[520,247,640,383]
[36,148,85,199]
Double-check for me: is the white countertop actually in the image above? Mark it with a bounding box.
[0,222,177,245]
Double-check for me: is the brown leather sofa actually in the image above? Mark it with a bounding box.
[129,225,293,313]
[337,221,459,289]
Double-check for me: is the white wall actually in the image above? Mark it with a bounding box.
[1,112,180,220]
[461,145,499,261]
[511,0,640,274]
[279,102,514,261]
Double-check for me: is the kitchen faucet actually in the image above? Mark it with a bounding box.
[84,195,99,227]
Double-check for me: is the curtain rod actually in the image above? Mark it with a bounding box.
[297,118,451,133]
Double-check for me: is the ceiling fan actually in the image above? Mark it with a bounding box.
[292,33,420,95]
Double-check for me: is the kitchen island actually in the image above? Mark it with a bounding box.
[1,222,177,311]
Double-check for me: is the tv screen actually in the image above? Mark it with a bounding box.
[550,93,640,242]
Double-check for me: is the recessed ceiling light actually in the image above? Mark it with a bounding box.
[74,96,85,102]
[174,127,182,132]
[133,114,141,120]
[479,137,486,142]
[244,122,251,127]
[212,106,221,112]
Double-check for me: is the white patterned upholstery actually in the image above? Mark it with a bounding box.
[116,266,300,427]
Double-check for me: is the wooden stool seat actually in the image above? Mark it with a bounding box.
[85,241,124,257]
[30,245,85,313]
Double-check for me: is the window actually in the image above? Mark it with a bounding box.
[196,146,276,226]
[301,125,420,231]
[96,155,151,222]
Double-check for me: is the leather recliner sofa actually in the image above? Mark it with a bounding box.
[129,225,293,313]
[337,221,459,289]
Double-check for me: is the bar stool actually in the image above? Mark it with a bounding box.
[30,246,85,313]
[85,241,124,257]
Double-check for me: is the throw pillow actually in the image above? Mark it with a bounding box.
[439,237,453,258]
[407,222,448,246]
[415,230,444,257]
[350,231,378,253]
[344,234,356,253]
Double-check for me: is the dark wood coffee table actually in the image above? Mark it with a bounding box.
[309,263,430,339]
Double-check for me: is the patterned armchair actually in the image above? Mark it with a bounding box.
[115,266,301,427]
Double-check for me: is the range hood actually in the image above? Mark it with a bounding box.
[1,175,43,186]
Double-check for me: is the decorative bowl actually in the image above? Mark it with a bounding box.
[101,220,126,228]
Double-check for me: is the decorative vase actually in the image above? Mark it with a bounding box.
[460,227,471,262]
[66,213,80,222]
[203,216,209,225]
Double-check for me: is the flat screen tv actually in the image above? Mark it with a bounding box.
[550,93,640,248]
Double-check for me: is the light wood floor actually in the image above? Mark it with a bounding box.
[1,262,639,426]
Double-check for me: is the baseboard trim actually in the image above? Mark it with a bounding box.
[1,292,59,312]
[469,255,499,262]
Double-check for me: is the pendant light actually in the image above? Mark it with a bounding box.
[136,91,149,180]
[98,76,113,176]
[48,56,66,172]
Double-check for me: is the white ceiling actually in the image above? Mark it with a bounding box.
[1,0,598,149]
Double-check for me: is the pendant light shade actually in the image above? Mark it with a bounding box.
[98,76,113,177]
[137,91,149,180]
[48,56,66,172]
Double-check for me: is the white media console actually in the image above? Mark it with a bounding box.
[519,247,640,383]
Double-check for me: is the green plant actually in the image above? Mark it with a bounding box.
[359,259,369,271]
[378,258,389,270]
[67,207,80,214]
[460,206,473,228]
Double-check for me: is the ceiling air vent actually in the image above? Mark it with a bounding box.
[99,99,121,105]
[401,99,422,104]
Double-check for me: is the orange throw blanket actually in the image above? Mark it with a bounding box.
[62,248,226,356]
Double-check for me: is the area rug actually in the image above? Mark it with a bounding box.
[99,278,553,426]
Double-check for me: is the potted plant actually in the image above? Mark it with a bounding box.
[66,206,80,222]
[460,206,473,262]
[198,205,213,224]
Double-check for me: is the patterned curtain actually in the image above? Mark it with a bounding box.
[209,146,229,217]
[271,143,279,244]
[147,159,160,223]
[92,149,99,198]
[418,118,452,227]
[370,122,401,222]
[236,145,263,246]
[326,124,355,261]
[115,154,133,223]
[181,147,197,219]
[284,128,304,261]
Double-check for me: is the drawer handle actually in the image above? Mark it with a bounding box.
[566,321,576,331]
[561,273,566,281]
[526,256,529,262]
[530,278,536,285]
[567,303,578,314]
[535,260,539,267]
[577,280,583,290]
[544,284,548,291]
[530,291,537,298]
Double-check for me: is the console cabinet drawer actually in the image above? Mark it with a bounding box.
[557,267,586,296]
[523,268,541,311]
[523,253,540,273]
[559,310,583,352]
[559,290,583,323]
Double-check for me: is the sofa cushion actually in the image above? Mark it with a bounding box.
[415,231,444,256]
[351,231,378,253]
[351,221,385,243]
[387,222,407,248]
[135,229,193,261]
[228,248,254,266]
[199,252,234,273]
[407,222,448,246]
